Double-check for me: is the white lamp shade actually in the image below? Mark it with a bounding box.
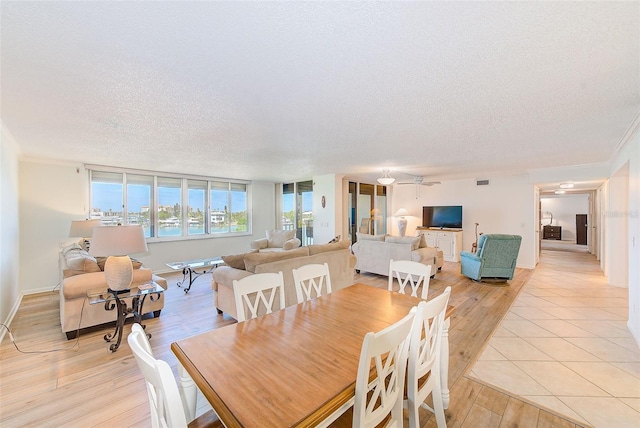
[89,225,148,257]
[377,177,396,185]
[377,170,396,185]
[394,208,409,217]
[69,219,102,238]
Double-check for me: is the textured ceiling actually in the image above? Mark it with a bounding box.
[1,1,638,186]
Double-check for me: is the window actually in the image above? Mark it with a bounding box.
[127,174,153,237]
[89,167,251,240]
[188,180,207,236]
[158,177,182,238]
[90,171,123,225]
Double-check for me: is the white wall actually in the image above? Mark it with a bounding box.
[609,131,639,345]
[1,124,21,333]
[391,174,536,269]
[17,159,277,294]
[312,174,344,244]
[540,194,589,242]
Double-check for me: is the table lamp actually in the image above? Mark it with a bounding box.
[394,208,409,237]
[69,219,102,251]
[89,225,148,294]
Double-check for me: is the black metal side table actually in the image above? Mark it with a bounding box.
[166,258,225,293]
[87,282,164,352]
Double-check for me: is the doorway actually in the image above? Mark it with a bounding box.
[540,193,591,254]
[576,214,588,245]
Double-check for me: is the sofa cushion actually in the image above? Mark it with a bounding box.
[356,233,386,242]
[266,229,297,248]
[95,257,142,271]
[385,235,421,250]
[63,268,153,299]
[221,250,257,270]
[308,240,350,255]
[243,247,309,273]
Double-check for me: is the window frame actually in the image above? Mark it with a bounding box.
[87,165,252,242]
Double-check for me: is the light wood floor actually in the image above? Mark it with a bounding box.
[0,258,591,428]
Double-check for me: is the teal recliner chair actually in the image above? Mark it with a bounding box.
[460,234,522,282]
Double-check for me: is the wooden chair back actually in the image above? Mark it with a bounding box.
[292,263,332,303]
[406,286,451,428]
[388,259,432,299]
[353,310,415,428]
[128,327,189,428]
[233,272,286,322]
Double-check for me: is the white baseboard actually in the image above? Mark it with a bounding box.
[1,293,24,344]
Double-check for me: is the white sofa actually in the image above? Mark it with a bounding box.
[351,233,443,277]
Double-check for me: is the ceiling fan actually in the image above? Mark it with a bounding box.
[397,175,441,187]
[396,175,441,198]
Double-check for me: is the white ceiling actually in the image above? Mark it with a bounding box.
[2,1,638,187]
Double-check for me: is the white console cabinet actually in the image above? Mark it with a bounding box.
[419,228,463,262]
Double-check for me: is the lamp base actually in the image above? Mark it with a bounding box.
[104,255,134,294]
[107,288,131,295]
[397,218,408,237]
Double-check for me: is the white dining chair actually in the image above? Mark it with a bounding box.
[127,326,221,428]
[388,259,432,299]
[406,286,452,428]
[354,309,415,427]
[319,310,415,428]
[292,262,332,303]
[233,271,285,322]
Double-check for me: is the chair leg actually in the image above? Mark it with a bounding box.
[432,383,447,428]
[407,398,420,428]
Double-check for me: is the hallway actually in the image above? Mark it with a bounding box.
[469,248,640,427]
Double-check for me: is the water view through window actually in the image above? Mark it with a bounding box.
[90,170,249,238]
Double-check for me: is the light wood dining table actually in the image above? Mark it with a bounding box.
[171,283,454,428]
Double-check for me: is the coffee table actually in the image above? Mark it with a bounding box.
[87,282,164,352]
[166,257,225,293]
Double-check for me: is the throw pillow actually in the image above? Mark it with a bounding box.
[282,238,301,250]
[308,240,350,255]
[243,247,309,273]
[356,232,386,242]
[221,250,258,270]
[385,235,421,251]
[418,233,428,248]
[65,250,101,273]
[265,229,296,248]
[62,243,84,255]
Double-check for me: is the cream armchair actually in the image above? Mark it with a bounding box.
[250,229,301,252]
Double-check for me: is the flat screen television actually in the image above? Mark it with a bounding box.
[422,206,463,229]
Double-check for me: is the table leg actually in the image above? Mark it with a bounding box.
[178,264,219,294]
[178,363,197,421]
[102,294,153,352]
[176,268,192,289]
[441,317,451,409]
[103,298,127,352]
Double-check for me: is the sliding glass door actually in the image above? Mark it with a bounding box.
[348,181,388,244]
[282,180,313,246]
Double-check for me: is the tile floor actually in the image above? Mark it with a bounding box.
[468,245,640,428]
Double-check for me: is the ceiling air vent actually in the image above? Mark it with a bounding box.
[476,179,490,186]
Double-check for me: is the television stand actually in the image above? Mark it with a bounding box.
[416,227,463,262]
